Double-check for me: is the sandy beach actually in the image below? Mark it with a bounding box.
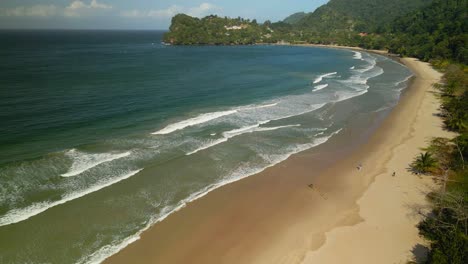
[105,55,451,264]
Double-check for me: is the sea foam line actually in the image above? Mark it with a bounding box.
[152,103,278,135]
[313,84,329,92]
[152,110,238,135]
[313,72,337,84]
[395,74,414,87]
[353,51,364,60]
[0,169,142,227]
[78,129,343,264]
[241,102,278,111]
[187,124,301,155]
[61,150,132,177]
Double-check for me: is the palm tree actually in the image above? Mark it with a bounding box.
[412,152,438,174]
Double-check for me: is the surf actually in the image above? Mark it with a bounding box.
[187,123,301,155]
[313,72,337,84]
[313,84,329,92]
[61,150,132,177]
[0,169,142,227]
[78,129,342,264]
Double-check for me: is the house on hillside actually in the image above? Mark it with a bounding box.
[224,24,249,30]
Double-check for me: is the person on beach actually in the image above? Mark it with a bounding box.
[392,171,396,177]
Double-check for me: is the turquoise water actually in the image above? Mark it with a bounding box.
[0,30,412,263]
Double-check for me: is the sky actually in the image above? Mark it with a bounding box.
[0,0,329,30]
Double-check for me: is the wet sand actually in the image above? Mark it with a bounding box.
[105,56,449,264]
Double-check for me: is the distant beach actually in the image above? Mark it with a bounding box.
[104,50,449,264]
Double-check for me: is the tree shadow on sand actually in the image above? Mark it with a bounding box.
[410,243,429,263]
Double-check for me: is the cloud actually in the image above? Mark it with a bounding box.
[188,3,219,17]
[65,0,112,17]
[122,5,180,19]
[0,5,58,17]
[0,1,112,18]
[67,0,112,11]
[121,2,221,19]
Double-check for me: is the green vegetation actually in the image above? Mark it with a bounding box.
[163,14,272,45]
[412,152,438,174]
[412,63,467,263]
[388,0,468,64]
[293,0,431,42]
[283,12,307,25]
[164,0,466,64]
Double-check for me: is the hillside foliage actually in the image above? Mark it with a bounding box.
[164,0,466,64]
[283,12,307,25]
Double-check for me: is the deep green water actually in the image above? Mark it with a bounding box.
[0,30,412,263]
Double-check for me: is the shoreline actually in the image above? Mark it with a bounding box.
[302,58,454,263]
[105,49,450,264]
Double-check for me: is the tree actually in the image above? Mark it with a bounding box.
[412,152,438,174]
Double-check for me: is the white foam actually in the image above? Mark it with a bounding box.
[313,84,329,92]
[0,169,142,227]
[61,150,132,177]
[186,138,229,155]
[350,66,355,70]
[372,105,393,113]
[341,55,384,93]
[151,102,279,136]
[395,74,414,87]
[355,55,377,73]
[79,129,343,264]
[313,72,337,84]
[152,110,238,135]
[270,103,327,122]
[240,102,278,111]
[353,51,363,60]
[187,123,301,155]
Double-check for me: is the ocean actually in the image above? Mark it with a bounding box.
[0,30,412,264]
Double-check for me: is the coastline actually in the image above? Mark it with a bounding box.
[302,58,454,263]
[104,51,450,264]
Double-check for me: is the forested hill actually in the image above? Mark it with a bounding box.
[283,12,307,25]
[296,0,432,33]
[163,0,466,63]
[163,0,431,45]
[163,14,271,45]
[387,0,467,63]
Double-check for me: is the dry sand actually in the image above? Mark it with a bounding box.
[105,56,451,264]
[302,58,454,264]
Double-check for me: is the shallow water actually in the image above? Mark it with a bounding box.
[0,30,412,264]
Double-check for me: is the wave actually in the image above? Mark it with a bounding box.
[186,138,229,156]
[187,123,301,155]
[313,72,337,84]
[269,103,327,122]
[79,129,343,264]
[372,105,394,113]
[355,57,377,73]
[241,102,278,111]
[152,103,278,135]
[0,169,142,227]
[395,74,414,87]
[350,66,355,70]
[61,150,132,177]
[313,84,329,92]
[342,54,384,92]
[353,51,363,60]
[152,110,238,135]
